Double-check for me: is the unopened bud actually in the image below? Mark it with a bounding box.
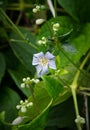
[36,19,45,25]
[21,106,26,113]
[53,23,60,31]
[12,117,23,125]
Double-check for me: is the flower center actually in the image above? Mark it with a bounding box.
[39,57,48,66]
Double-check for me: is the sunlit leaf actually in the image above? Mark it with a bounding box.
[43,76,67,100]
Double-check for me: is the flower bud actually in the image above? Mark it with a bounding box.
[23,78,26,82]
[27,102,33,107]
[75,115,85,124]
[34,79,40,83]
[12,117,23,125]
[21,83,25,88]
[36,5,40,10]
[16,105,21,109]
[21,106,27,113]
[53,23,60,31]
[32,8,38,13]
[36,19,45,25]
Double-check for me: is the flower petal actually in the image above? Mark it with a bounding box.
[49,60,56,69]
[34,52,44,58]
[32,56,39,65]
[32,52,44,65]
[36,64,48,77]
[36,65,42,74]
[45,52,55,59]
[40,65,48,76]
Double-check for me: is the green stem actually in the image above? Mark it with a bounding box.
[19,0,24,10]
[60,48,90,80]
[70,51,90,130]
[0,9,38,50]
[15,11,23,25]
[0,9,25,39]
[72,51,90,88]
[46,21,53,36]
[71,88,82,130]
[54,0,57,17]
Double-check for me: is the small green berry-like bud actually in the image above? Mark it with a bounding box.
[27,102,33,107]
[27,77,30,80]
[20,100,23,104]
[32,8,38,13]
[16,105,21,109]
[21,83,25,88]
[23,78,26,82]
[36,5,40,10]
[25,100,28,103]
[21,106,26,113]
[34,79,40,83]
[75,115,85,124]
[53,23,60,31]
[38,40,43,45]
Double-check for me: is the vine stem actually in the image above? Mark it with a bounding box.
[71,88,82,130]
[70,51,90,130]
[0,8,38,50]
[72,51,90,88]
[54,0,57,17]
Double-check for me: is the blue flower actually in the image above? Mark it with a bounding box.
[32,51,56,77]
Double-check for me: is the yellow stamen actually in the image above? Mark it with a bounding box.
[40,57,48,66]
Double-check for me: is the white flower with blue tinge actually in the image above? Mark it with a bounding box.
[32,51,56,77]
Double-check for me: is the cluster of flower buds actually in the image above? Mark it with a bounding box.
[32,5,41,13]
[75,115,85,124]
[16,99,33,113]
[21,77,39,88]
[32,5,46,13]
[37,36,47,45]
[53,23,60,32]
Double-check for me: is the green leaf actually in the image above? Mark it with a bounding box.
[57,0,90,23]
[38,16,73,40]
[53,89,71,106]
[58,23,90,68]
[71,23,90,59]
[43,76,66,99]
[0,87,20,122]
[46,97,83,129]
[0,111,5,123]
[12,81,52,130]
[57,0,78,21]
[0,53,6,83]
[13,99,52,130]
[8,65,31,97]
[18,81,51,119]
[9,27,37,74]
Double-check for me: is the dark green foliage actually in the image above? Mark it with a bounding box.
[0,0,90,130]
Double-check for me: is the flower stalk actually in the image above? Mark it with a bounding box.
[29,84,39,114]
[70,51,90,130]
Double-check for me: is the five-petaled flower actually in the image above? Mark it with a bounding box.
[32,51,56,77]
